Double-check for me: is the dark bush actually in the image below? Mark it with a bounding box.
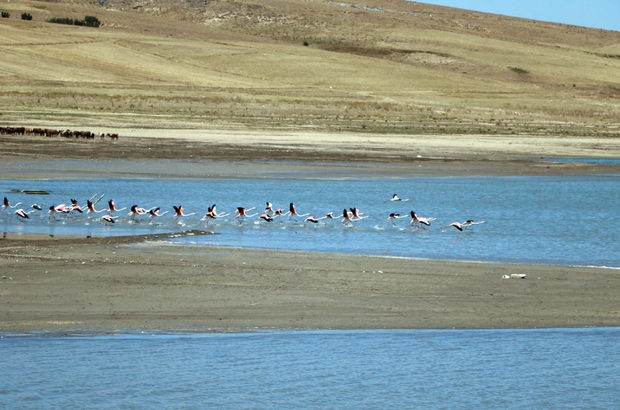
[46,15,100,28]
[1,11,10,18]
[84,15,100,27]
[21,12,33,20]
[47,17,73,25]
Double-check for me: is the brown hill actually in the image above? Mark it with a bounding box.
[1,0,620,137]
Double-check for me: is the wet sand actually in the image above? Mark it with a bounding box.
[1,234,619,333]
[1,130,620,177]
[1,130,619,332]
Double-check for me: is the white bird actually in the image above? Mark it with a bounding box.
[383,213,407,227]
[173,205,196,223]
[234,207,258,222]
[341,208,360,225]
[69,198,84,214]
[148,207,169,223]
[441,222,464,231]
[462,219,485,227]
[100,214,119,224]
[107,199,127,213]
[48,204,70,220]
[200,204,227,225]
[349,207,369,221]
[441,220,485,231]
[2,197,22,214]
[86,199,105,216]
[12,208,35,221]
[287,203,309,220]
[127,205,148,221]
[408,211,436,229]
[384,194,410,203]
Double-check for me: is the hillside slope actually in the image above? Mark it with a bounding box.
[1,0,619,136]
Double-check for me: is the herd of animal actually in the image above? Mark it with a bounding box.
[0,126,118,141]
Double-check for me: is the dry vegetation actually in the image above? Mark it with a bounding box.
[1,0,620,138]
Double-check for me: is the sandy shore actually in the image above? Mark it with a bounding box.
[1,129,619,332]
[1,233,619,333]
[1,129,620,177]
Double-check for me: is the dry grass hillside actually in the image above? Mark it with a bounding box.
[1,0,620,137]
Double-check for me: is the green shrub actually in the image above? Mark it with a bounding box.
[507,65,529,75]
[47,17,74,25]
[46,15,100,27]
[84,15,100,27]
[1,11,10,18]
[21,12,33,20]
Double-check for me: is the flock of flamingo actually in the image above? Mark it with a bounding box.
[1,194,485,232]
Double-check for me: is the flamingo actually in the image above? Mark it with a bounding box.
[13,208,36,221]
[107,199,127,213]
[148,207,169,223]
[127,205,148,221]
[307,212,336,226]
[287,203,309,221]
[321,212,335,224]
[462,219,485,227]
[69,198,84,214]
[441,222,464,231]
[48,204,70,220]
[259,213,274,222]
[303,215,320,226]
[100,214,119,224]
[173,205,196,223]
[383,213,407,227]
[2,197,23,214]
[234,207,258,222]
[408,211,436,229]
[384,194,410,203]
[350,207,369,221]
[265,202,274,213]
[86,199,105,216]
[272,208,287,218]
[201,204,228,225]
[441,220,485,232]
[341,208,356,225]
[30,204,43,211]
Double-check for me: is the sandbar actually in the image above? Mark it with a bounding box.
[1,129,619,333]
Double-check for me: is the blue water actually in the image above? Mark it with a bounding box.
[538,157,620,165]
[2,174,619,267]
[2,162,620,408]
[2,329,619,409]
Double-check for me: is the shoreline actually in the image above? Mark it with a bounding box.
[3,229,619,270]
[2,131,620,178]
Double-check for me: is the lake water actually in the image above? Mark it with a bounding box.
[1,168,619,267]
[2,328,619,409]
[2,160,619,408]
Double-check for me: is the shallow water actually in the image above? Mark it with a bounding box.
[2,173,619,267]
[2,161,619,408]
[539,157,620,165]
[2,328,619,409]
